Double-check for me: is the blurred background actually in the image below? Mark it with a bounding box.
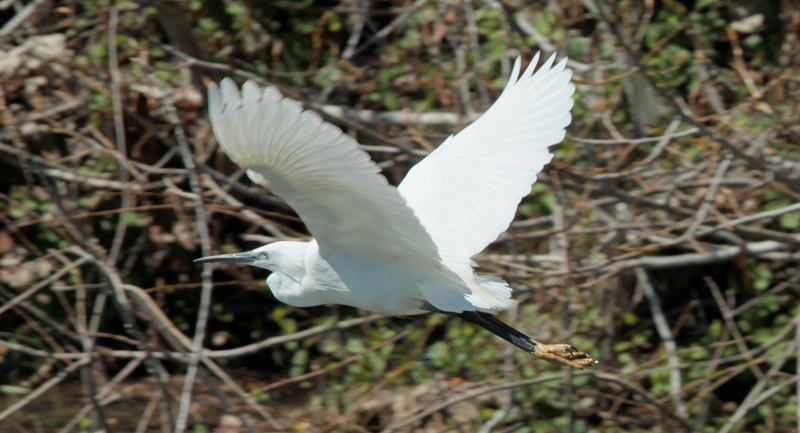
[1,0,799,432]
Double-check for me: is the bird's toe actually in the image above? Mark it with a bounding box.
[534,343,598,370]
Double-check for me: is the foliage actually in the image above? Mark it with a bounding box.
[1,0,799,432]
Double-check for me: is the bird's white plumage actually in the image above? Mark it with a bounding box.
[209,78,472,313]
[206,53,574,314]
[209,79,442,269]
[398,53,574,261]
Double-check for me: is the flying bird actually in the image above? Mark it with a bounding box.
[196,53,597,369]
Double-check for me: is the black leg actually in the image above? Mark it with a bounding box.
[424,305,598,369]
[451,310,542,353]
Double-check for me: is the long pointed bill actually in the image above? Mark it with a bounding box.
[194,250,260,264]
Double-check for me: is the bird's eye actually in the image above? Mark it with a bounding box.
[261,252,269,259]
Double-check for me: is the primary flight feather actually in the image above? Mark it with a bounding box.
[197,53,597,368]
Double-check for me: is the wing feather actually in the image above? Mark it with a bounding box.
[207,54,574,315]
[208,79,444,274]
[398,53,575,261]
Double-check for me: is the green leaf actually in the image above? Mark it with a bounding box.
[346,338,365,354]
[780,212,800,230]
[9,206,25,219]
[0,385,30,395]
[328,12,341,31]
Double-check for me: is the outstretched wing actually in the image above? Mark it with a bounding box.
[397,53,574,260]
[208,79,444,273]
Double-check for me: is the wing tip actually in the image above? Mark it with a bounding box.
[207,81,221,116]
[505,51,572,92]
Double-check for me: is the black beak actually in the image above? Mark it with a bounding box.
[194,251,259,264]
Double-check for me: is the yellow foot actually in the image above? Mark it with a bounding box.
[533,343,598,369]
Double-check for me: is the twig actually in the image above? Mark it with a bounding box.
[635,265,687,417]
[200,174,294,240]
[463,0,489,107]
[252,330,409,394]
[589,0,800,192]
[121,281,281,430]
[681,152,734,241]
[317,0,371,102]
[65,245,177,428]
[106,7,131,266]
[478,309,517,433]
[0,0,48,36]
[0,256,87,316]
[56,355,146,433]
[706,277,764,381]
[341,0,371,60]
[695,201,800,241]
[571,126,699,145]
[150,71,218,433]
[0,357,90,423]
[350,0,428,58]
[319,104,480,127]
[619,202,688,419]
[135,392,161,433]
[718,340,798,433]
[382,371,693,433]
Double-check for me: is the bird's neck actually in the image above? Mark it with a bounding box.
[266,241,309,282]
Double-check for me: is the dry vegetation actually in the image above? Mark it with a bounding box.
[1,0,799,432]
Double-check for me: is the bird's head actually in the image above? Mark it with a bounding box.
[194,241,307,276]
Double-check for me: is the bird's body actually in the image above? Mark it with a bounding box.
[197,53,597,368]
[220,238,506,315]
[259,240,428,314]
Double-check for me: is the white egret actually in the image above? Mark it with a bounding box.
[196,53,597,369]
